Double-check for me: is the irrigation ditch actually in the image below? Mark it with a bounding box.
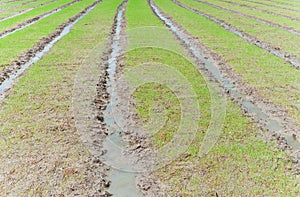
[0,0,299,195]
[0,0,102,98]
[149,0,300,172]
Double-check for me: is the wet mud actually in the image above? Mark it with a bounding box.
[172,0,300,69]
[0,0,80,39]
[195,0,300,37]
[149,0,300,173]
[94,0,144,196]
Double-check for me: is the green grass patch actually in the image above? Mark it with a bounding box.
[0,0,52,19]
[178,0,300,58]
[158,0,300,124]
[0,0,122,195]
[0,0,97,68]
[228,0,300,18]
[0,0,35,9]
[197,0,300,31]
[0,0,75,33]
[125,0,299,195]
[252,0,300,8]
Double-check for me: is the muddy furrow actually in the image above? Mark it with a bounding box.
[218,0,300,22]
[0,0,80,39]
[0,0,102,98]
[94,0,144,196]
[0,0,58,23]
[172,0,300,69]
[245,0,300,12]
[194,0,300,37]
[149,0,300,170]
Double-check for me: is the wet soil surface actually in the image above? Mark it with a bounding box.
[0,0,80,39]
[0,0,102,97]
[0,0,120,195]
[172,0,300,69]
[93,0,150,196]
[195,0,300,36]
[90,0,300,195]
[149,0,300,173]
[218,0,300,22]
[0,0,58,22]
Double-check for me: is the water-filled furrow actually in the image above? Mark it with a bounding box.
[102,0,143,196]
[0,0,102,98]
[0,0,58,23]
[0,0,80,39]
[149,0,300,149]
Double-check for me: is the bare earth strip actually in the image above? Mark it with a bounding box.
[172,0,300,69]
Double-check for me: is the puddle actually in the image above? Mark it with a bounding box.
[103,133,142,196]
[0,2,99,97]
[149,0,299,149]
[102,1,142,196]
[284,134,300,149]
